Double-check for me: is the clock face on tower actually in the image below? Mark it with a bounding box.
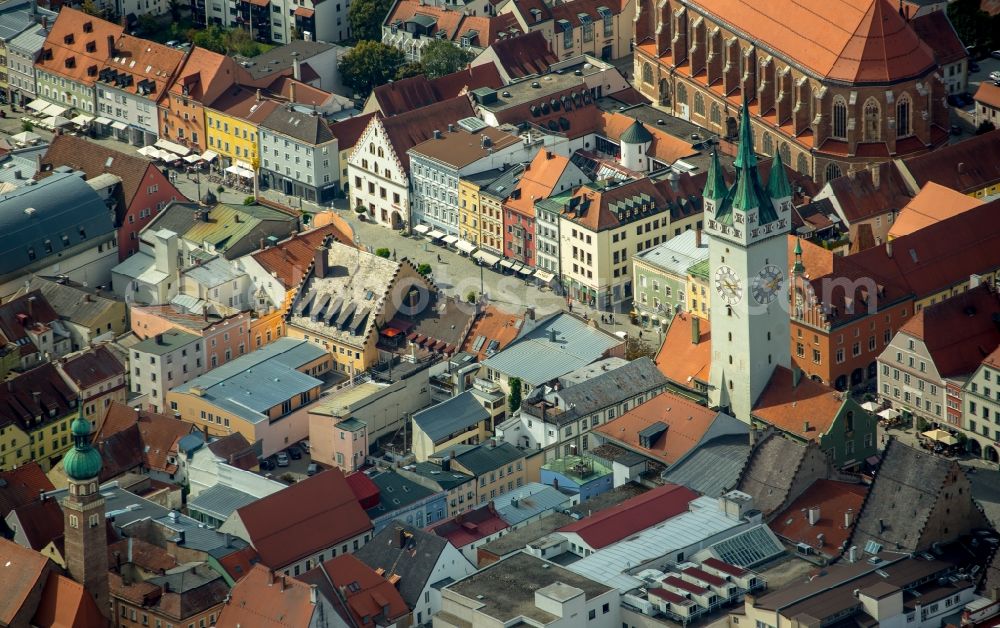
[752,265,784,304]
[714,265,743,306]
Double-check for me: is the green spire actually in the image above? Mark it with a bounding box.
[64,404,102,482]
[703,149,727,201]
[733,100,757,171]
[793,238,805,274]
[766,149,792,200]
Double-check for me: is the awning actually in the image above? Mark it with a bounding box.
[922,429,958,445]
[137,145,158,157]
[877,408,900,420]
[111,121,129,131]
[500,260,516,270]
[94,116,112,125]
[455,240,476,254]
[473,250,501,265]
[201,150,219,162]
[42,103,68,117]
[155,139,191,156]
[534,269,555,283]
[294,6,314,17]
[26,98,47,112]
[860,401,879,412]
[225,165,254,178]
[517,265,534,276]
[46,115,70,127]
[381,327,403,338]
[413,224,431,234]
[426,229,445,240]
[183,154,202,163]
[70,114,94,125]
[236,160,253,171]
[442,234,459,245]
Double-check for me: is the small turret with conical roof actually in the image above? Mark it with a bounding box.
[64,406,102,482]
[619,119,654,172]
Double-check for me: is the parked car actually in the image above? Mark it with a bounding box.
[300,440,310,453]
[259,457,275,471]
[990,70,1000,82]
[288,446,303,460]
[947,94,963,107]
[951,124,963,136]
[961,92,976,107]
[307,463,319,476]
[276,452,290,467]
[991,50,1000,60]
[970,62,981,73]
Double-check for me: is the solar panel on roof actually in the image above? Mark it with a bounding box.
[472,335,486,351]
[486,340,500,354]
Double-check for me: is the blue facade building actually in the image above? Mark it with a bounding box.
[541,455,613,501]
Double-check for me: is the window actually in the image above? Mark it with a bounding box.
[710,102,721,125]
[694,92,705,116]
[825,162,842,182]
[863,98,880,141]
[897,94,911,137]
[832,96,847,139]
[562,23,573,49]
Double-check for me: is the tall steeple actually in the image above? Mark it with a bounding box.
[63,405,109,618]
[703,149,727,201]
[766,149,792,201]
[733,99,757,171]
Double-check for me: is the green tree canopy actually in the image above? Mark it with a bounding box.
[508,377,522,413]
[419,39,474,78]
[339,40,405,96]
[395,61,425,80]
[947,0,1000,51]
[348,0,394,42]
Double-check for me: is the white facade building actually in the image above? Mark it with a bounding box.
[130,329,204,413]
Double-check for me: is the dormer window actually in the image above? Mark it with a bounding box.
[83,21,93,33]
[63,34,74,45]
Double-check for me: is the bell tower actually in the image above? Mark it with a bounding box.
[62,407,109,618]
[705,101,793,421]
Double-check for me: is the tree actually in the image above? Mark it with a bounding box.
[947,0,997,53]
[466,291,477,304]
[625,336,656,360]
[339,41,405,97]
[419,39,474,78]
[395,62,425,81]
[417,263,432,276]
[508,377,522,412]
[375,247,391,258]
[21,120,33,132]
[348,0,393,42]
[169,0,182,21]
[976,121,996,135]
[80,0,100,16]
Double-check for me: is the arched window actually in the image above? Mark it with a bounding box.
[369,143,375,154]
[710,102,721,125]
[779,142,791,165]
[897,94,911,138]
[761,132,773,156]
[863,98,880,141]
[642,62,653,85]
[676,82,688,107]
[825,162,843,182]
[694,92,705,116]
[377,147,384,158]
[832,96,847,139]
[797,153,810,176]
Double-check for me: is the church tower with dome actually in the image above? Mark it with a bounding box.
[62,408,109,618]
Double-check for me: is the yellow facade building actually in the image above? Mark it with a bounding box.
[0,364,80,471]
[204,88,278,170]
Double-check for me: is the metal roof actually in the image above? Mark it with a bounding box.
[188,484,258,522]
[634,229,709,277]
[481,312,622,387]
[697,524,785,568]
[184,256,246,288]
[412,391,490,443]
[0,0,53,41]
[493,483,573,527]
[0,172,115,276]
[7,20,50,53]
[566,495,748,592]
[453,442,523,477]
[366,470,440,520]
[132,329,201,356]
[660,434,751,497]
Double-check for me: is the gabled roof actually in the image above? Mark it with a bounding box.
[251,223,353,289]
[737,434,823,518]
[371,65,503,117]
[592,391,724,466]
[0,463,54,520]
[31,571,106,628]
[38,134,165,207]
[461,305,524,361]
[0,363,78,433]
[769,479,867,557]
[233,467,372,569]
[215,563,317,628]
[909,10,967,66]
[259,105,334,145]
[888,181,983,239]
[354,524,451,609]
[655,313,711,387]
[975,81,1000,110]
[328,112,376,151]
[506,149,580,218]
[0,290,60,347]
[541,357,668,425]
[377,96,476,171]
[560,177,668,232]
[95,402,197,476]
[0,537,50,625]
[824,162,911,223]
[896,129,1000,194]
[166,46,246,105]
[452,442,523,476]
[58,345,124,389]
[21,276,122,329]
[301,554,409,627]
[559,483,699,549]
[8,498,63,550]
[413,391,490,444]
[36,8,123,87]
[687,0,935,83]
[752,366,850,442]
[385,0,521,47]
[428,505,508,548]
[485,31,557,79]
[897,284,1000,378]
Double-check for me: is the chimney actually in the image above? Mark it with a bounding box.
[792,366,802,388]
[280,576,287,591]
[957,162,965,174]
[396,527,408,549]
[549,328,557,342]
[289,81,296,102]
[844,508,854,528]
[107,35,115,56]
[545,150,553,160]
[447,123,455,133]
[292,53,301,81]
[255,88,262,102]
[433,130,442,139]
[40,15,47,30]
[803,420,810,432]
[691,316,700,344]
[155,333,164,345]
[260,237,265,251]
[886,239,893,259]
[870,163,880,189]
[314,246,329,279]
[695,228,702,248]
[848,546,858,563]
[269,570,277,586]
[525,307,535,321]
[807,506,820,525]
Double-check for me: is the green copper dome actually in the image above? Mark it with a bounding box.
[64,408,102,481]
[620,120,653,145]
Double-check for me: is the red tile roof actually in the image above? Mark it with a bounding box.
[0,363,78,434]
[96,402,196,475]
[36,8,124,87]
[108,538,178,573]
[823,162,912,223]
[376,96,476,171]
[428,505,509,548]
[688,0,936,82]
[655,313,711,388]
[8,498,64,551]
[58,345,125,390]
[31,571,106,628]
[0,463,55,519]
[461,305,524,361]
[372,65,504,117]
[769,479,867,556]
[909,10,967,66]
[561,178,669,232]
[0,290,60,348]
[897,129,1000,195]
[252,223,353,290]
[234,467,372,569]
[216,545,261,582]
[898,284,1000,378]
[166,46,247,105]
[216,564,318,628]
[558,483,699,549]
[328,113,376,152]
[506,148,578,218]
[752,366,849,441]
[385,1,522,47]
[702,557,747,577]
[485,31,557,79]
[345,470,381,511]
[975,82,1000,110]
[888,182,983,239]
[306,555,409,626]
[0,538,51,626]
[592,392,720,465]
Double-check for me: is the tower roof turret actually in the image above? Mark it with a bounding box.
[64,406,102,481]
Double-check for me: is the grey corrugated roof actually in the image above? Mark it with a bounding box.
[183,256,245,288]
[547,357,667,425]
[409,461,473,490]
[0,145,47,185]
[7,19,49,53]
[260,106,334,145]
[635,229,709,277]
[132,329,201,355]
[0,172,115,276]
[0,0,50,41]
[481,312,622,387]
[412,391,489,443]
[238,39,336,80]
[366,470,438,519]
[454,442,522,477]
[481,164,525,199]
[24,276,121,327]
[189,484,259,521]
[493,483,572,527]
[661,434,750,497]
[354,523,450,609]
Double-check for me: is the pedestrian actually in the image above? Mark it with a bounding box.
[392,249,396,260]
[437,254,441,262]
[568,302,573,312]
